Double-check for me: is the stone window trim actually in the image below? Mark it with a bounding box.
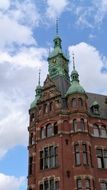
[39,176,60,190]
[92,123,107,138]
[75,176,95,190]
[40,122,58,139]
[96,148,107,169]
[40,144,58,170]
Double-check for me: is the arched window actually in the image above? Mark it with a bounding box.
[100,125,107,138]
[72,98,77,108]
[44,103,48,113]
[78,98,83,107]
[73,119,78,132]
[49,102,53,112]
[46,123,53,137]
[41,127,46,139]
[80,119,85,131]
[93,124,100,137]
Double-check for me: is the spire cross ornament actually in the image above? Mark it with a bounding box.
[72,52,75,70]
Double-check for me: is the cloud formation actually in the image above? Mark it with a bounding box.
[46,0,70,19]
[0,173,25,190]
[69,42,107,94]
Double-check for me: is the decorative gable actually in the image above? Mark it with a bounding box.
[40,75,61,102]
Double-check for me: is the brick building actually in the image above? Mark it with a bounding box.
[27,32,107,190]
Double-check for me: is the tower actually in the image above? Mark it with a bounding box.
[27,25,107,190]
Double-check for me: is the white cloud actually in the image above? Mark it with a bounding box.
[0,15,35,49]
[69,42,107,94]
[46,0,70,19]
[0,92,28,158]
[0,0,40,50]
[0,45,48,158]
[0,0,10,10]
[0,173,25,190]
[72,0,107,28]
[0,47,48,68]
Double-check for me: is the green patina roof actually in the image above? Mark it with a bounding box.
[66,63,85,96]
[48,35,67,60]
[91,100,99,107]
[30,77,42,109]
[66,80,85,96]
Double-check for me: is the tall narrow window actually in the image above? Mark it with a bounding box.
[73,119,78,132]
[44,103,48,113]
[41,127,46,139]
[93,124,100,137]
[82,144,88,165]
[46,124,53,137]
[80,119,85,131]
[29,133,34,145]
[85,178,91,190]
[89,146,93,166]
[76,178,82,190]
[29,156,33,175]
[78,98,83,107]
[30,113,34,123]
[49,102,53,111]
[54,122,58,135]
[72,98,77,108]
[44,180,49,190]
[96,149,107,169]
[100,125,107,138]
[74,144,80,165]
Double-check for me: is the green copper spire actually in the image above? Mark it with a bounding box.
[66,54,85,96]
[48,19,69,81]
[30,70,42,109]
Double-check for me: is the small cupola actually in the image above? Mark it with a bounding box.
[66,54,85,96]
[30,71,42,109]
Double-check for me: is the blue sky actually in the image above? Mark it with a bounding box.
[0,0,107,189]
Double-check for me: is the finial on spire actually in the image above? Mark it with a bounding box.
[72,52,75,70]
[38,69,41,86]
[56,17,59,35]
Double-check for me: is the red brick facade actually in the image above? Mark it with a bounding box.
[27,75,107,190]
[27,32,107,190]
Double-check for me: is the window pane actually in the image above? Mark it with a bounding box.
[44,180,49,190]
[50,179,54,190]
[93,125,99,137]
[80,119,85,131]
[72,98,77,107]
[77,179,82,188]
[73,119,77,132]
[100,182,107,190]
[55,181,59,190]
[41,127,45,139]
[76,153,80,165]
[47,124,53,137]
[97,157,102,168]
[101,126,107,138]
[104,158,107,168]
[85,179,90,188]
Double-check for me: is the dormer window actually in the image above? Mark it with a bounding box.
[90,101,100,115]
